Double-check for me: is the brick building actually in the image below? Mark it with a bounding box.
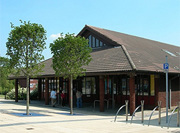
[12,25,180,115]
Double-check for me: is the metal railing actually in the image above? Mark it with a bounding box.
[114,100,128,122]
[94,99,109,109]
[131,100,144,124]
[148,101,161,126]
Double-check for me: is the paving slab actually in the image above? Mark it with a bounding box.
[0,99,179,133]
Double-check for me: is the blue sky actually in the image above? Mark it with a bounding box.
[0,0,180,60]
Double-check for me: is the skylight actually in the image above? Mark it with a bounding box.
[176,52,180,56]
[162,49,177,57]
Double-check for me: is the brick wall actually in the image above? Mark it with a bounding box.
[171,91,180,106]
[158,91,180,108]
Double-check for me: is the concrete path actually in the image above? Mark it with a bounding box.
[0,99,179,133]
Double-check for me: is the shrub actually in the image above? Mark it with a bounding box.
[6,87,27,100]
[30,87,38,100]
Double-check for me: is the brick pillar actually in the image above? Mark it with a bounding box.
[15,79,18,102]
[38,79,42,101]
[129,76,135,116]
[45,78,49,105]
[99,76,105,112]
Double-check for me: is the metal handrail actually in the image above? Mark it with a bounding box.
[114,104,126,122]
[168,106,179,129]
[148,106,159,126]
[130,105,142,124]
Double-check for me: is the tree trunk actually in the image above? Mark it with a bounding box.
[70,75,73,115]
[26,76,30,115]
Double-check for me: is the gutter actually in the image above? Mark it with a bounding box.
[121,45,136,70]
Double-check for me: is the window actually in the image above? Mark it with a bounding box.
[87,35,105,48]
[104,77,112,94]
[137,76,150,96]
[100,41,103,47]
[92,37,95,48]
[122,78,126,95]
[88,35,91,47]
[143,79,149,96]
[96,39,99,47]
[176,52,180,56]
[82,77,96,94]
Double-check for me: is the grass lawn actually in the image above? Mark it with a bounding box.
[0,95,5,99]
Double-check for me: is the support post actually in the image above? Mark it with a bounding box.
[70,75,73,115]
[125,100,129,121]
[165,56,169,123]
[45,78,49,105]
[141,100,144,123]
[15,79,18,102]
[178,102,180,127]
[158,101,162,125]
[99,75,105,112]
[38,79,42,101]
[129,75,135,115]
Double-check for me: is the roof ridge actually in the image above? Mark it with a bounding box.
[121,45,136,70]
[86,25,179,47]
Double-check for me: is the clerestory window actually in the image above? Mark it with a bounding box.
[88,35,106,48]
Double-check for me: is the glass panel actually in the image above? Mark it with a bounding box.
[100,41,103,47]
[88,35,91,47]
[82,78,86,94]
[92,36,95,48]
[96,39,99,47]
[143,78,149,96]
[63,82,67,93]
[122,78,126,95]
[127,78,129,95]
[105,79,107,94]
[139,79,143,95]
[91,78,96,94]
[109,79,111,94]
[113,83,116,94]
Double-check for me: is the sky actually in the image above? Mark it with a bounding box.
[0,0,180,60]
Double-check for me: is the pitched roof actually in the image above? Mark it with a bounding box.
[78,25,180,73]
[9,25,180,79]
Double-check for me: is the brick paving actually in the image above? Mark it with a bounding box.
[0,99,179,133]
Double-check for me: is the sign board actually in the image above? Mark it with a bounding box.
[163,63,169,70]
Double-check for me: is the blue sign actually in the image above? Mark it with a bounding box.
[163,63,169,70]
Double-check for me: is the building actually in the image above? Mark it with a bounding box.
[12,25,180,115]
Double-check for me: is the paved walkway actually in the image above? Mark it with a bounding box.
[0,99,179,133]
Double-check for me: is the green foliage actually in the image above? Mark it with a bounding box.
[30,87,38,100]
[0,56,14,94]
[6,87,38,100]
[6,20,47,114]
[6,20,47,77]
[6,87,27,100]
[50,33,92,79]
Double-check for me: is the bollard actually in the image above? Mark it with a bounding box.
[158,101,162,125]
[178,102,180,127]
[141,100,144,123]
[125,100,129,121]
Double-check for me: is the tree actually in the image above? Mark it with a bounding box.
[6,20,47,115]
[50,33,92,114]
[0,56,14,95]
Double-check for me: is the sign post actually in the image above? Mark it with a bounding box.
[163,56,169,123]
